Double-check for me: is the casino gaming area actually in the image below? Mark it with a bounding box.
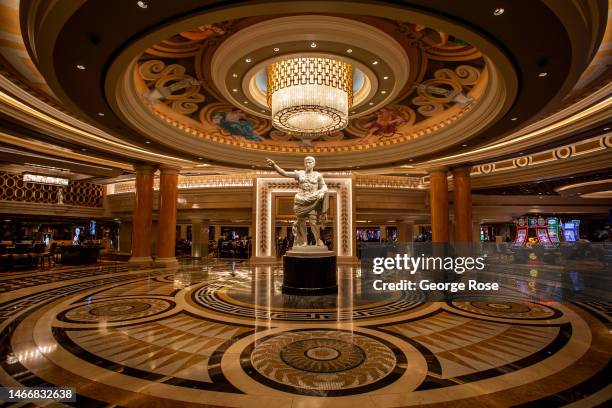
[0,1,610,407]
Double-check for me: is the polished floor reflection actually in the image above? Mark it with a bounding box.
[0,260,610,407]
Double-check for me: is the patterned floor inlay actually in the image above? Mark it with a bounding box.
[0,261,608,407]
[243,329,404,395]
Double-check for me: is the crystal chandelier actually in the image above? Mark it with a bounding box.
[267,57,353,136]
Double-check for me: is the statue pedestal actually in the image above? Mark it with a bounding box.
[282,246,337,295]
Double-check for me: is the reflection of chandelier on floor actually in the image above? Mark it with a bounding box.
[267,57,353,137]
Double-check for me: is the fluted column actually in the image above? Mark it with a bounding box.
[452,166,473,242]
[129,165,155,263]
[156,166,180,265]
[428,168,449,243]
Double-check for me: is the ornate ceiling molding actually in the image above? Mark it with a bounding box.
[11,0,607,171]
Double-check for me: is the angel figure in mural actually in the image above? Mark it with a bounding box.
[363,107,408,137]
[266,156,328,247]
[212,109,263,141]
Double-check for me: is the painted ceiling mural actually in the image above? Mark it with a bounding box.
[134,16,486,151]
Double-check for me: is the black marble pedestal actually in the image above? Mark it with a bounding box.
[282,248,337,295]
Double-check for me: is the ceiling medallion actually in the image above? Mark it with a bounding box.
[267,57,353,139]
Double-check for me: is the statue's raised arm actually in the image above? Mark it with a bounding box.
[266,158,296,179]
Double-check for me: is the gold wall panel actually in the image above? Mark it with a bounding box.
[0,172,103,208]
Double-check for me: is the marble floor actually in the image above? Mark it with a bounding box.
[0,259,609,407]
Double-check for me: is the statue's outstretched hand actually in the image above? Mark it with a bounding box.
[265,158,276,168]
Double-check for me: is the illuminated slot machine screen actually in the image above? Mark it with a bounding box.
[514,228,527,247]
[563,222,577,241]
[536,228,553,246]
[547,218,559,243]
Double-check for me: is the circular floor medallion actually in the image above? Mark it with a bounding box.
[451,300,559,319]
[61,298,175,323]
[242,329,405,395]
[192,281,423,321]
[280,338,366,373]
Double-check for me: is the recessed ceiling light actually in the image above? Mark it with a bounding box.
[369,102,374,105]
[409,159,413,162]
[137,1,148,8]
[232,73,238,78]
[383,76,389,80]
[81,148,87,151]
[76,64,86,70]
[372,60,379,65]
[538,72,548,77]
[462,144,468,147]
[232,88,238,92]
[604,127,610,131]
[511,117,518,121]
[346,49,353,53]
[243,101,248,104]
[310,42,317,48]
[97,112,104,116]
[245,58,252,63]
[198,157,203,160]
[145,141,151,144]
[350,111,355,114]
[381,90,386,94]
[273,47,280,52]
[261,110,266,113]
[493,8,504,16]
[519,152,524,155]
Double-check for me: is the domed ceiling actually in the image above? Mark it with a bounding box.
[24,0,602,170]
[131,15,487,154]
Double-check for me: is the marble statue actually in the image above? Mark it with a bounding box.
[266,156,328,247]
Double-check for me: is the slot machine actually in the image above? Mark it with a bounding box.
[535,216,553,247]
[514,217,528,247]
[563,220,580,242]
[547,217,560,244]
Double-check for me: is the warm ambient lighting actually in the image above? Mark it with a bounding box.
[23,174,69,186]
[494,8,505,16]
[267,57,353,135]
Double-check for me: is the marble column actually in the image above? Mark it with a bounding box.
[428,168,450,243]
[178,225,187,240]
[452,166,473,242]
[118,221,131,253]
[398,221,414,242]
[156,166,180,266]
[191,219,209,258]
[129,165,155,263]
[473,221,481,243]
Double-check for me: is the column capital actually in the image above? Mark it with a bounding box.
[426,166,449,176]
[190,218,210,225]
[159,165,182,174]
[451,166,472,176]
[133,164,157,172]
